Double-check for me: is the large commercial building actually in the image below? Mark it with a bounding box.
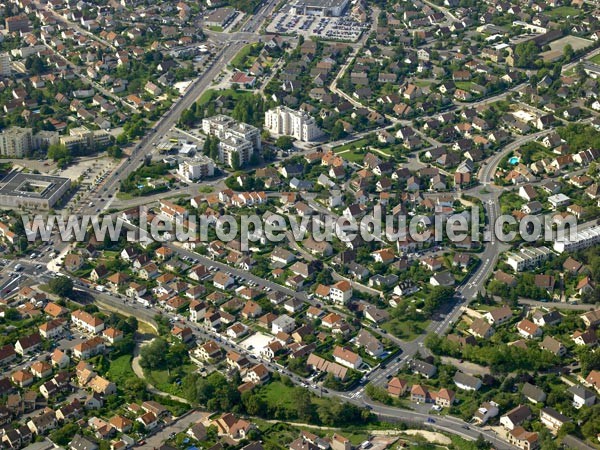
[0,52,11,77]
[291,0,349,16]
[0,127,33,158]
[505,246,552,272]
[554,225,600,253]
[202,115,261,168]
[60,126,112,151]
[265,106,322,142]
[178,155,215,181]
[0,172,71,210]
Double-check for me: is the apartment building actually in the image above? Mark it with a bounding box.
[265,106,322,142]
[178,155,215,181]
[0,52,11,77]
[60,126,112,151]
[0,127,33,157]
[202,115,261,168]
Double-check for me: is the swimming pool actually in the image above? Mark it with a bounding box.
[508,156,519,165]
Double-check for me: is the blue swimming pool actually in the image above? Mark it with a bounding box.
[508,156,520,165]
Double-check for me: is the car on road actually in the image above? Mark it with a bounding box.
[426,418,435,423]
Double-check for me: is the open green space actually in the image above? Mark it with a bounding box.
[107,355,137,382]
[590,54,600,65]
[546,6,581,18]
[381,318,430,341]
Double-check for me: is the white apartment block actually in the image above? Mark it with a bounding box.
[178,155,215,181]
[265,106,322,142]
[0,127,33,157]
[554,225,600,253]
[506,246,552,272]
[0,52,11,77]
[202,115,261,168]
[219,135,254,168]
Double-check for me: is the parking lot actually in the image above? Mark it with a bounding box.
[266,10,368,41]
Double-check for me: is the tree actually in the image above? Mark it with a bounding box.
[139,337,169,370]
[47,276,73,298]
[47,143,70,162]
[231,151,241,170]
[276,135,295,150]
[330,121,346,140]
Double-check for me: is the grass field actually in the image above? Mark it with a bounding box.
[454,81,477,92]
[107,355,137,382]
[231,43,261,70]
[546,6,581,18]
[197,88,256,106]
[334,138,370,152]
[590,54,600,65]
[381,318,430,341]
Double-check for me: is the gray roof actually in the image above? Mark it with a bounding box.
[569,385,596,400]
[522,382,546,402]
[453,371,481,390]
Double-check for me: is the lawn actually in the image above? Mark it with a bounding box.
[260,381,304,411]
[231,43,262,70]
[197,88,257,106]
[454,81,477,92]
[590,54,600,65]
[335,149,369,163]
[145,364,196,397]
[381,319,430,341]
[107,355,137,383]
[333,138,370,152]
[546,6,581,18]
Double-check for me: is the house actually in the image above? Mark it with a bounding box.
[69,434,99,450]
[540,336,566,356]
[213,272,234,290]
[453,372,482,391]
[15,333,42,355]
[470,318,494,339]
[272,315,296,334]
[522,382,546,404]
[329,281,352,305]
[484,306,513,326]
[500,405,532,430]
[540,407,571,433]
[473,401,500,425]
[568,385,595,409]
[573,329,597,346]
[430,271,455,287]
[355,329,383,357]
[245,364,270,385]
[332,346,362,370]
[71,310,105,334]
[410,359,437,378]
[27,411,57,435]
[532,310,561,327]
[507,427,539,450]
[137,411,159,430]
[410,384,430,403]
[517,319,542,339]
[30,361,52,378]
[434,388,455,408]
[387,377,409,397]
[581,309,600,328]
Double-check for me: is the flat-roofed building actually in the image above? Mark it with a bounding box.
[506,246,552,272]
